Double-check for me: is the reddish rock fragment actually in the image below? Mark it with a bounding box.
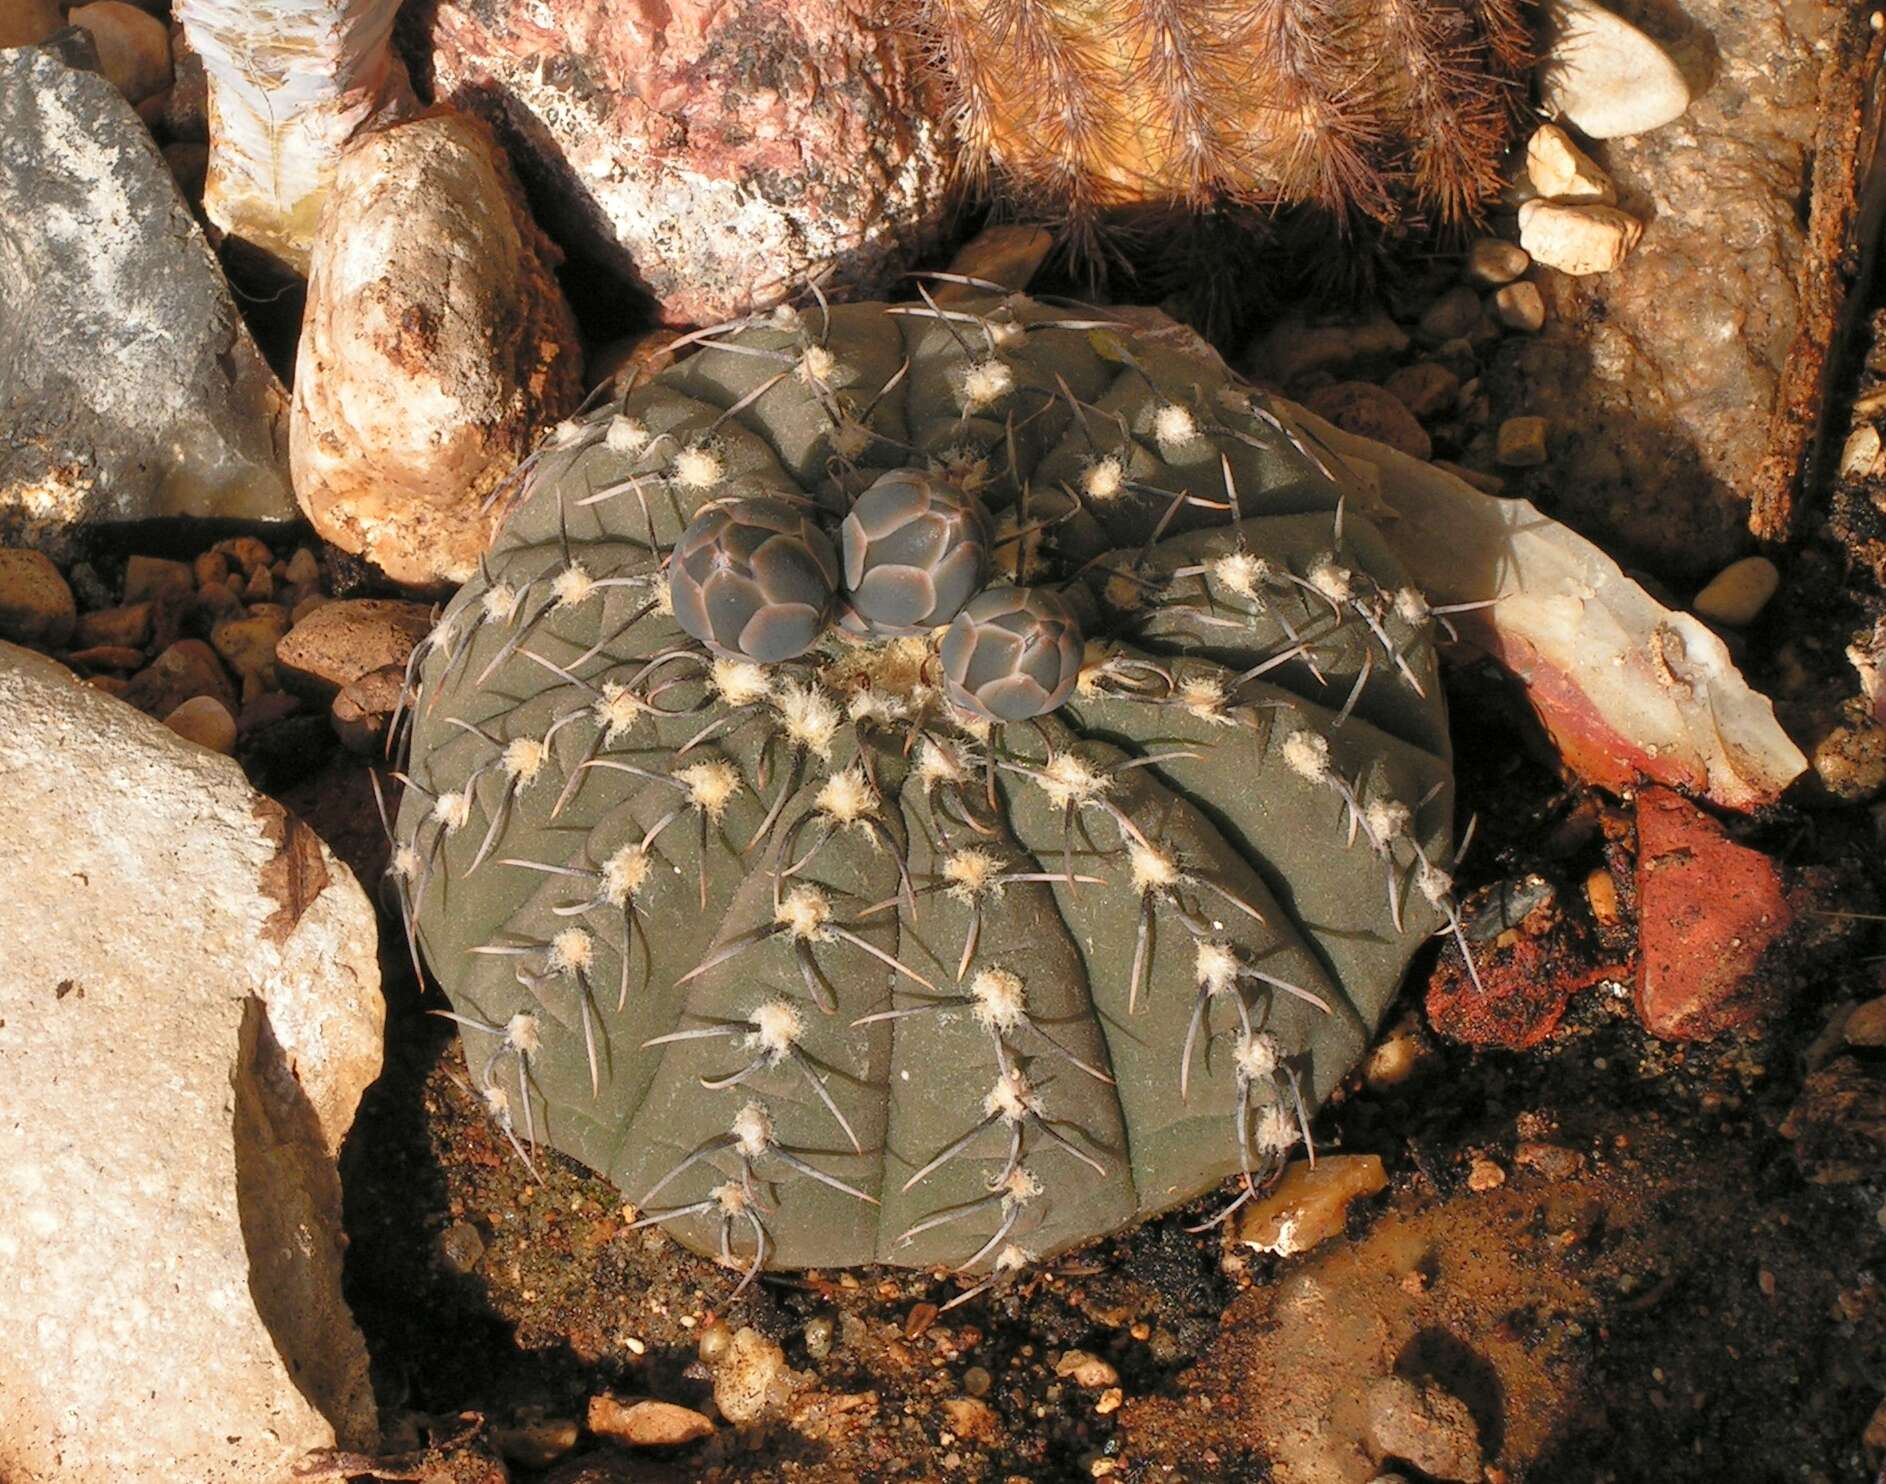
[1634,787,1794,1040]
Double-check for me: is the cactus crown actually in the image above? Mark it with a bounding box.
[394,293,1456,1297]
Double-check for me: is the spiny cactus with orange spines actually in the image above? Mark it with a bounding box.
[915,0,1529,239]
[389,294,1478,1305]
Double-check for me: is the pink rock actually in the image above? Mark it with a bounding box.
[1635,786,1794,1040]
[290,110,582,587]
[424,0,949,325]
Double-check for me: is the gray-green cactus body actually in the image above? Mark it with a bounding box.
[395,294,1454,1284]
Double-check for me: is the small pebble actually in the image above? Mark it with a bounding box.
[1519,199,1643,276]
[211,609,289,689]
[1496,416,1550,467]
[1304,381,1432,461]
[0,548,76,647]
[1526,123,1615,203]
[1513,1141,1587,1179]
[1468,1157,1507,1191]
[1463,237,1530,286]
[284,547,322,587]
[1812,723,1886,802]
[963,1365,993,1397]
[123,638,236,717]
[193,551,230,589]
[489,1415,579,1469]
[67,561,113,610]
[804,1315,835,1362]
[122,555,192,603]
[163,695,237,754]
[1095,1387,1123,1416]
[1365,1375,1483,1482]
[72,601,153,651]
[587,1395,714,1449]
[1382,362,1461,420]
[711,1326,798,1425]
[1586,867,1620,926]
[941,1395,1000,1444]
[1418,284,1483,343]
[1691,556,1780,626]
[213,535,274,576]
[1537,0,1692,138]
[1841,423,1882,478]
[1054,1350,1120,1389]
[68,0,173,103]
[435,1220,485,1274]
[1494,281,1547,333]
[1845,997,1886,1048]
[1234,1154,1388,1255]
[697,1320,733,1364]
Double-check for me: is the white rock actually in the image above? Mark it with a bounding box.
[1494,281,1548,333]
[1692,556,1780,626]
[1538,0,1691,138]
[1840,423,1882,478]
[1519,199,1644,276]
[1464,237,1530,287]
[0,644,383,1483]
[1526,123,1615,203]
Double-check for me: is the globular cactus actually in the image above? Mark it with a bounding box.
[392,294,1461,1298]
[915,0,1528,235]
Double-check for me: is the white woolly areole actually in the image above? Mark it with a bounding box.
[503,736,551,783]
[654,582,675,617]
[506,1013,543,1057]
[549,416,585,447]
[997,1165,1042,1203]
[983,1068,1040,1122]
[713,1181,750,1214]
[1280,730,1331,784]
[916,738,969,789]
[775,680,840,758]
[798,343,839,384]
[482,581,522,624]
[391,843,422,881]
[551,563,596,608]
[732,1100,774,1156]
[776,884,834,941]
[1153,403,1199,452]
[750,998,803,1059]
[969,968,1027,1032]
[1252,1101,1301,1155]
[771,304,802,329]
[1364,798,1412,845]
[829,415,874,461]
[672,444,723,490]
[1129,841,1180,896]
[1394,587,1431,626]
[815,764,879,825]
[1235,1030,1280,1081]
[482,1083,513,1121]
[595,681,645,740]
[1082,454,1127,503]
[943,846,1004,903]
[548,928,594,975]
[712,658,774,707]
[958,358,1015,411]
[1210,550,1269,600]
[846,687,907,726]
[605,414,650,455]
[1195,940,1241,995]
[1037,752,1112,811]
[988,318,1027,350]
[1177,674,1231,723]
[1417,859,1454,907]
[433,790,472,833]
[675,759,742,819]
[602,844,651,907]
[1307,559,1354,604]
[993,1242,1035,1273]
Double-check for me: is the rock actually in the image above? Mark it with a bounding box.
[290,111,582,587]
[1382,363,1460,421]
[1810,722,1886,803]
[0,49,295,558]
[436,1219,486,1275]
[1518,199,1642,275]
[587,1396,714,1449]
[1842,422,1883,479]
[941,1396,1001,1445]
[213,534,273,576]
[1054,1350,1120,1389]
[1467,1157,1506,1191]
[1365,1375,1483,1482]
[163,692,237,752]
[711,1326,801,1426]
[1692,555,1780,626]
[0,548,76,646]
[210,607,289,693]
[1418,285,1482,344]
[121,636,236,717]
[1234,1154,1389,1256]
[0,643,382,1482]
[1635,786,1795,1039]
[935,223,1057,302]
[331,663,406,754]
[175,0,416,273]
[1304,382,1432,461]
[1538,0,1691,139]
[67,1,170,103]
[1525,123,1615,203]
[277,597,434,698]
[123,554,193,602]
[1847,998,1886,1049]
[72,600,152,650]
[1249,307,1412,388]
[1493,281,1547,333]
[1496,415,1549,467]
[491,1414,582,1469]
[1464,237,1530,287]
[0,0,64,48]
[426,0,947,325]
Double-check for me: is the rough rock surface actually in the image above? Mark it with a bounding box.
[1487,0,1830,575]
[291,110,581,587]
[0,49,296,558]
[421,0,948,324]
[0,644,383,1481]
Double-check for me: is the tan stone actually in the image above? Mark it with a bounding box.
[941,1395,1001,1444]
[1304,381,1432,461]
[1519,199,1643,276]
[164,692,237,753]
[1692,555,1780,626]
[1526,123,1615,203]
[123,554,193,602]
[278,598,434,698]
[0,548,75,647]
[1497,415,1550,467]
[1234,1154,1389,1256]
[1464,237,1530,286]
[0,643,382,1483]
[290,111,581,586]
[0,0,64,47]
[1494,281,1547,333]
[121,637,235,717]
[1844,997,1886,1048]
[211,607,289,687]
[587,1395,715,1449]
[72,601,153,650]
[711,1326,802,1425]
[68,1,173,103]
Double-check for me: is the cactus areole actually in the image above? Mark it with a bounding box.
[396,294,1457,1295]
